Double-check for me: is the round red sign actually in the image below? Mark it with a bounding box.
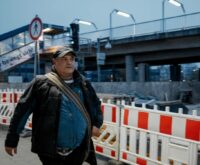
[29,16,43,40]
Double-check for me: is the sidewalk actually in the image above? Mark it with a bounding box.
[0,128,108,165]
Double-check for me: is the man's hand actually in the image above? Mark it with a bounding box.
[5,146,17,156]
[92,126,101,137]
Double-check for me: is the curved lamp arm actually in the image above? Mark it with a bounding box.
[72,18,98,30]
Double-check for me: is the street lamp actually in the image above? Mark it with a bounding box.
[72,18,98,30]
[96,37,111,82]
[109,9,136,39]
[162,0,186,32]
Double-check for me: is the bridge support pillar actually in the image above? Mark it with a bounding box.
[125,55,135,82]
[170,64,181,81]
[138,63,149,82]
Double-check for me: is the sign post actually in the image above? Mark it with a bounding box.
[29,15,43,77]
[97,52,106,65]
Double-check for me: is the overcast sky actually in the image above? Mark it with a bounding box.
[0,0,200,35]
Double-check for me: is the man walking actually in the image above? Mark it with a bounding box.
[5,46,103,165]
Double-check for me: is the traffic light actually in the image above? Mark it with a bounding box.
[70,23,79,51]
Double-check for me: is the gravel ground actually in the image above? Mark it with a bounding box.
[186,103,200,115]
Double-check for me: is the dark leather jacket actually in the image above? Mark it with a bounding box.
[5,70,103,157]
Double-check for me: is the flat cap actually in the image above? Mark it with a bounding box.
[53,46,76,58]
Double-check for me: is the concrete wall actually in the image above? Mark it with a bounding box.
[0,81,199,103]
[92,81,200,103]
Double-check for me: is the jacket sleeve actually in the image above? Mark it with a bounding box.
[84,81,103,129]
[5,78,38,148]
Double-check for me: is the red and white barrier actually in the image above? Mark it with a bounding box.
[1,90,200,165]
[0,103,14,126]
[100,101,120,125]
[0,89,23,104]
[120,103,200,165]
[93,100,120,160]
[25,114,32,130]
[0,89,24,126]
[94,124,118,159]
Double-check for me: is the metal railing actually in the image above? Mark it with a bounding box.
[1,12,200,55]
[43,12,200,47]
[79,12,200,41]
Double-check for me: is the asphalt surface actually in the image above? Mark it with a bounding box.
[0,127,108,165]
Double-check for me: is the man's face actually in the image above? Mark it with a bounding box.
[53,53,76,79]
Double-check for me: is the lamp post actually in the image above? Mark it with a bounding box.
[71,19,97,72]
[72,18,97,30]
[96,37,111,82]
[97,38,101,82]
[109,9,136,39]
[162,0,186,32]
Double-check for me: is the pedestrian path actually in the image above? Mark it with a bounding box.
[0,128,108,165]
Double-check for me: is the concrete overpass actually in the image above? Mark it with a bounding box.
[1,14,200,83]
[81,27,200,81]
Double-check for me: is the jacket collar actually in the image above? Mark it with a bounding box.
[51,65,83,83]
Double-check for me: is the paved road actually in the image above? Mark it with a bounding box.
[0,127,108,165]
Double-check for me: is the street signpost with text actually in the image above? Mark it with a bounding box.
[97,52,106,65]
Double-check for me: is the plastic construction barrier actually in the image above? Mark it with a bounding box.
[0,89,24,126]
[0,103,14,126]
[1,90,200,165]
[120,103,200,165]
[93,100,121,160]
[25,114,32,130]
[0,89,24,109]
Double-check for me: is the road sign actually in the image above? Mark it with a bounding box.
[97,52,106,60]
[29,15,43,40]
[97,52,105,65]
[97,59,105,65]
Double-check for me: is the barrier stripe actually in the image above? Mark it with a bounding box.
[112,107,116,123]
[10,94,12,103]
[122,152,148,165]
[102,105,118,124]
[138,112,148,130]
[95,145,116,158]
[96,145,103,153]
[185,119,200,141]
[148,113,160,132]
[2,118,7,123]
[14,93,18,103]
[101,105,104,115]
[159,115,172,135]
[172,116,185,138]
[111,150,115,157]
[2,93,6,102]
[122,152,127,159]
[123,109,129,125]
[136,157,147,165]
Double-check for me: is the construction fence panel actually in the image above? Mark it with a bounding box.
[0,103,14,126]
[1,89,200,165]
[0,88,24,104]
[92,100,121,160]
[0,88,24,126]
[120,103,200,165]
